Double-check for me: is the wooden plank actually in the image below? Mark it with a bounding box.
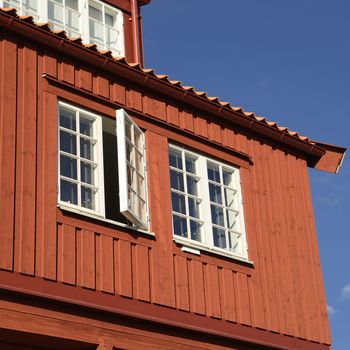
[43,54,57,77]
[146,131,176,307]
[188,259,205,315]
[208,122,222,144]
[14,46,37,275]
[78,68,93,91]
[181,110,194,132]
[234,271,251,326]
[37,91,57,280]
[174,255,190,311]
[222,128,236,150]
[144,95,166,121]
[166,104,179,126]
[112,82,126,105]
[59,60,75,85]
[95,76,110,98]
[114,239,132,298]
[57,223,76,285]
[219,268,237,323]
[126,89,142,111]
[0,39,17,271]
[98,235,114,294]
[79,230,96,290]
[204,264,221,319]
[132,244,150,302]
[193,116,208,138]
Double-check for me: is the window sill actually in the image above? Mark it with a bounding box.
[173,236,254,265]
[57,204,155,237]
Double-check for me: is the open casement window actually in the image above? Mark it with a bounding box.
[169,145,248,260]
[116,109,148,229]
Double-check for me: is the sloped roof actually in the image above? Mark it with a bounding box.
[0,7,346,173]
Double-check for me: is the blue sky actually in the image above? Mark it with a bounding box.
[142,1,349,348]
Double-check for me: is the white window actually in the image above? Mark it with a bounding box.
[169,145,248,260]
[1,0,124,56]
[58,102,148,229]
[3,0,39,19]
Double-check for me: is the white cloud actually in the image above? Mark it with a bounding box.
[327,305,337,317]
[341,284,350,299]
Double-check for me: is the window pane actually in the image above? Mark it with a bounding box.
[81,186,95,210]
[134,130,143,152]
[188,197,200,219]
[89,4,102,21]
[224,188,235,207]
[60,106,76,130]
[25,0,37,12]
[190,220,202,242]
[106,27,118,48]
[187,175,198,196]
[80,116,93,136]
[136,174,144,199]
[66,0,78,10]
[170,170,184,192]
[223,169,233,186]
[80,138,93,160]
[60,130,77,155]
[127,167,134,187]
[126,141,133,165]
[213,227,226,249]
[185,155,196,174]
[66,9,80,33]
[105,12,114,26]
[171,192,186,214]
[169,149,182,169]
[81,161,94,185]
[138,198,146,222]
[60,155,77,179]
[211,205,224,226]
[207,163,220,182]
[48,1,63,24]
[135,150,143,174]
[90,19,104,42]
[60,179,77,205]
[209,183,222,204]
[226,210,237,230]
[173,215,187,237]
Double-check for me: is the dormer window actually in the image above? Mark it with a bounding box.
[1,0,124,56]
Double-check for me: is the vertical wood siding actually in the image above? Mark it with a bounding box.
[0,36,331,345]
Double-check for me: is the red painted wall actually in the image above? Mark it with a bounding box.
[0,32,330,348]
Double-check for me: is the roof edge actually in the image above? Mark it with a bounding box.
[310,141,346,174]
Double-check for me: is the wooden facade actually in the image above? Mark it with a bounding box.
[0,4,345,350]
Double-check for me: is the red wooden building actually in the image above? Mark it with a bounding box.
[0,1,346,349]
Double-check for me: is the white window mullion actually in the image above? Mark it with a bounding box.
[95,114,105,216]
[76,110,82,207]
[81,0,90,43]
[39,0,48,22]
[219,164,230,250]
[182,150,191,240]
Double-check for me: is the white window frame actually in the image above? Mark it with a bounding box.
[117,109,149,230]
[0,0,125,56]
[58,101,105,217]
[169,144,249,261]
[2,0,39,19]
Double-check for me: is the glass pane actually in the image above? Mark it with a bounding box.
[81,161,94,185]
[89,4,102,21]
[125,118,132,140]
[127,167,134,187]
[185,155,196,174]
[135,150,143,174]
[128,188,136,212]
[106,27,118,47]
[209,183,222,204]
[60,155,77,179]
[60,179,77,205]
[48,1,63,24]
[25,0,37,12]
[213,227,226,249]
[59,106,76,130]
[89,19,104,41]
[60,130,76,155]
[190,220,202,242]
[80,138,93,160]
[188,197,200,219]
[66,0,78,10]
[224,188,235,207]
[226,210,237,230]
[169,149,183,169]
[105,12,114,26]
[171,192,186,214]
[136,174,144,199]
[81,186,95,210]
[186,175,198,196]
[211,205,224,226]
[229,232,239,251]
[134,130,143,152]
[66,8,80,32]
[170,170,184,192]
[223,169,233,186]
[80,116,93,136]
[126,141,133,164]
[207,163,220,183]
[173,215,187,238]
[138,198,146,222]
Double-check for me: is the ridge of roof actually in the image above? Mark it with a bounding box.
[0,7,333,151]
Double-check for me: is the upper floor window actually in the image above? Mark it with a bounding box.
[1,0,124,56]
[169,145,248,260]
[58,102,148,229]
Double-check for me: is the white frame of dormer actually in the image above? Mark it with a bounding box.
[0,0,125,56]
